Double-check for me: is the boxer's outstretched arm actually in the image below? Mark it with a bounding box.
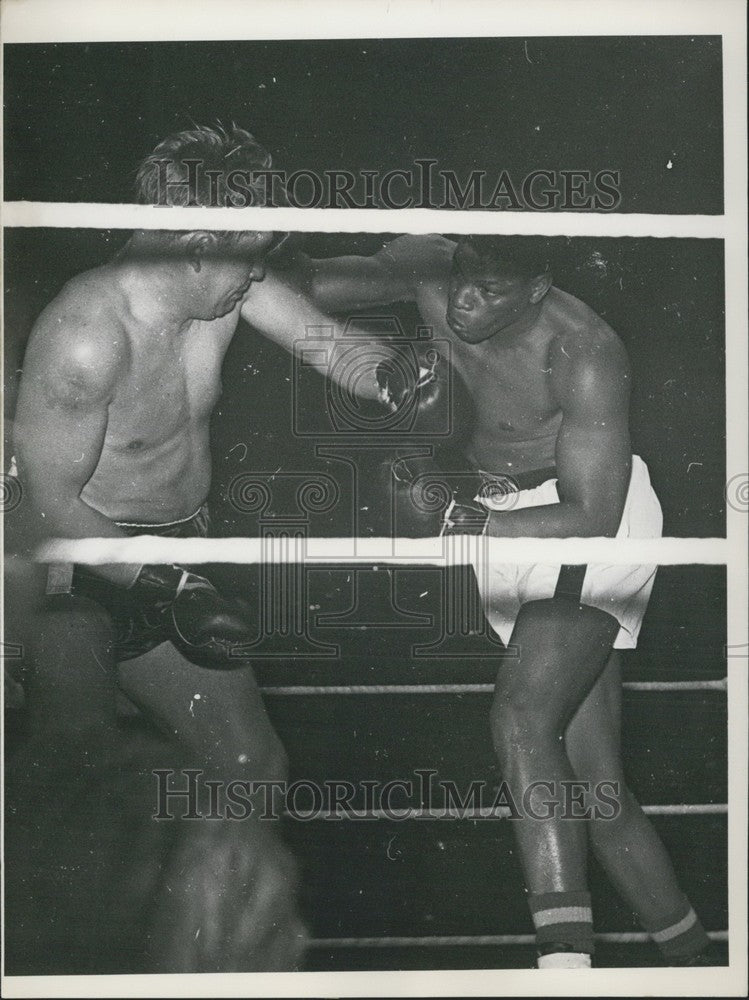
[298,234,455,313]
[13,314,140,585]
[241,270,393,401]
[483,334,632,539]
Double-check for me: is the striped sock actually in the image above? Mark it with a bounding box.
[644,898,709,962]
[529,890,595,958]
[538,951,592,969]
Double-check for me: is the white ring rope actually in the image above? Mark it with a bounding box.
[282,804,726,821]
[2,201,727,240]
[37,535,730,567]
[308,930,728,949]
[261,679,727,696]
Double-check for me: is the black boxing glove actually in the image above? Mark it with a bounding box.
[376,348,452,436]
[376,350,439,409]
[373,447,491,537]
[441,497,490,536]
[392,461,490,536]
[129,565,254,669]
[376,346,478,447]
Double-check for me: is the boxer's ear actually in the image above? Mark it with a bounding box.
[182,231,219,273]
[529,271,553,303]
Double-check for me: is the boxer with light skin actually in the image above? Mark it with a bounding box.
[10,124,386,973]
[301,233,715,967]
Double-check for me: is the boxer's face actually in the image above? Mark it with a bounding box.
[189,231,274,319]
[210,256,266,318]
[446,243,547,344]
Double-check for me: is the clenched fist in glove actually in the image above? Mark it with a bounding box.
[128,564,255,669]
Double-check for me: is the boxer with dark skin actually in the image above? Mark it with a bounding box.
[8,126,385,973]
[302,233,713,967]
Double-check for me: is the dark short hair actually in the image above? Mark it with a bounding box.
[458,235,552,280]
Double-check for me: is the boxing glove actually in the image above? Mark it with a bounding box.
[376,348,455,437]
[382,453,490,537]
[441,496,490,536]
[129,565,254,669]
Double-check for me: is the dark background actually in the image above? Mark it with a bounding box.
[4,36,723,212]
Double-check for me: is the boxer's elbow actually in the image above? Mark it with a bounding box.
[23,484,91,540]
[567,493,623,537]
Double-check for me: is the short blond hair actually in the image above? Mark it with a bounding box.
[135,123,277,207]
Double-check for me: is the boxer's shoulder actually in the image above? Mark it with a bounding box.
[26,275,130,408]
[544,290,630,403]
[546,290,628,361]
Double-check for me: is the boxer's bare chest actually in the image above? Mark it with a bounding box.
[415,282,563,448]
[106,311,239,452]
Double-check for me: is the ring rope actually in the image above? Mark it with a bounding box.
[282,804,726,821]
[36,535,730,567]
[308,929,728,949]
[261,679,727,696]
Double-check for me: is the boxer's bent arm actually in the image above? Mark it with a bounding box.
[13,321,140,586]
[298,234,455,313]
[484,336,632,538]
[241,270,393,401]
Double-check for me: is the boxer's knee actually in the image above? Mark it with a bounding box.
[229,721,288,785]
[259,728,289,784]
[199,706,288,785]
[203,672,288,782]
[491,676,562,766]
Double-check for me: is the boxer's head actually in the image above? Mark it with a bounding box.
[131,124,286,319]
[135,122,281,208]
[166,229,274,319]
[446,236,553,344]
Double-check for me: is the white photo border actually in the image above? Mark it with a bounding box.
[1,1,746,997]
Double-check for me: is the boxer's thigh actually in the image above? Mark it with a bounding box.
[117,643,287,778]
[22,592,118,748]
[3,556,45,710]
[493,598,620,737]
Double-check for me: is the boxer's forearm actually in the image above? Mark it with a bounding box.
[241,270,396,401]
[29,496,141,587]
[298,253,410,313]
[484,500,618,539]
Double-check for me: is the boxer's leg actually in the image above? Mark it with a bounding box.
[489,597,618,963]
[117,643,288,781]
[145,803,307,972]
[117,643,306,972]
[491,598,618,889]
[4,591,139,974]
[565,652,710,962]
[8,590,120,782]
